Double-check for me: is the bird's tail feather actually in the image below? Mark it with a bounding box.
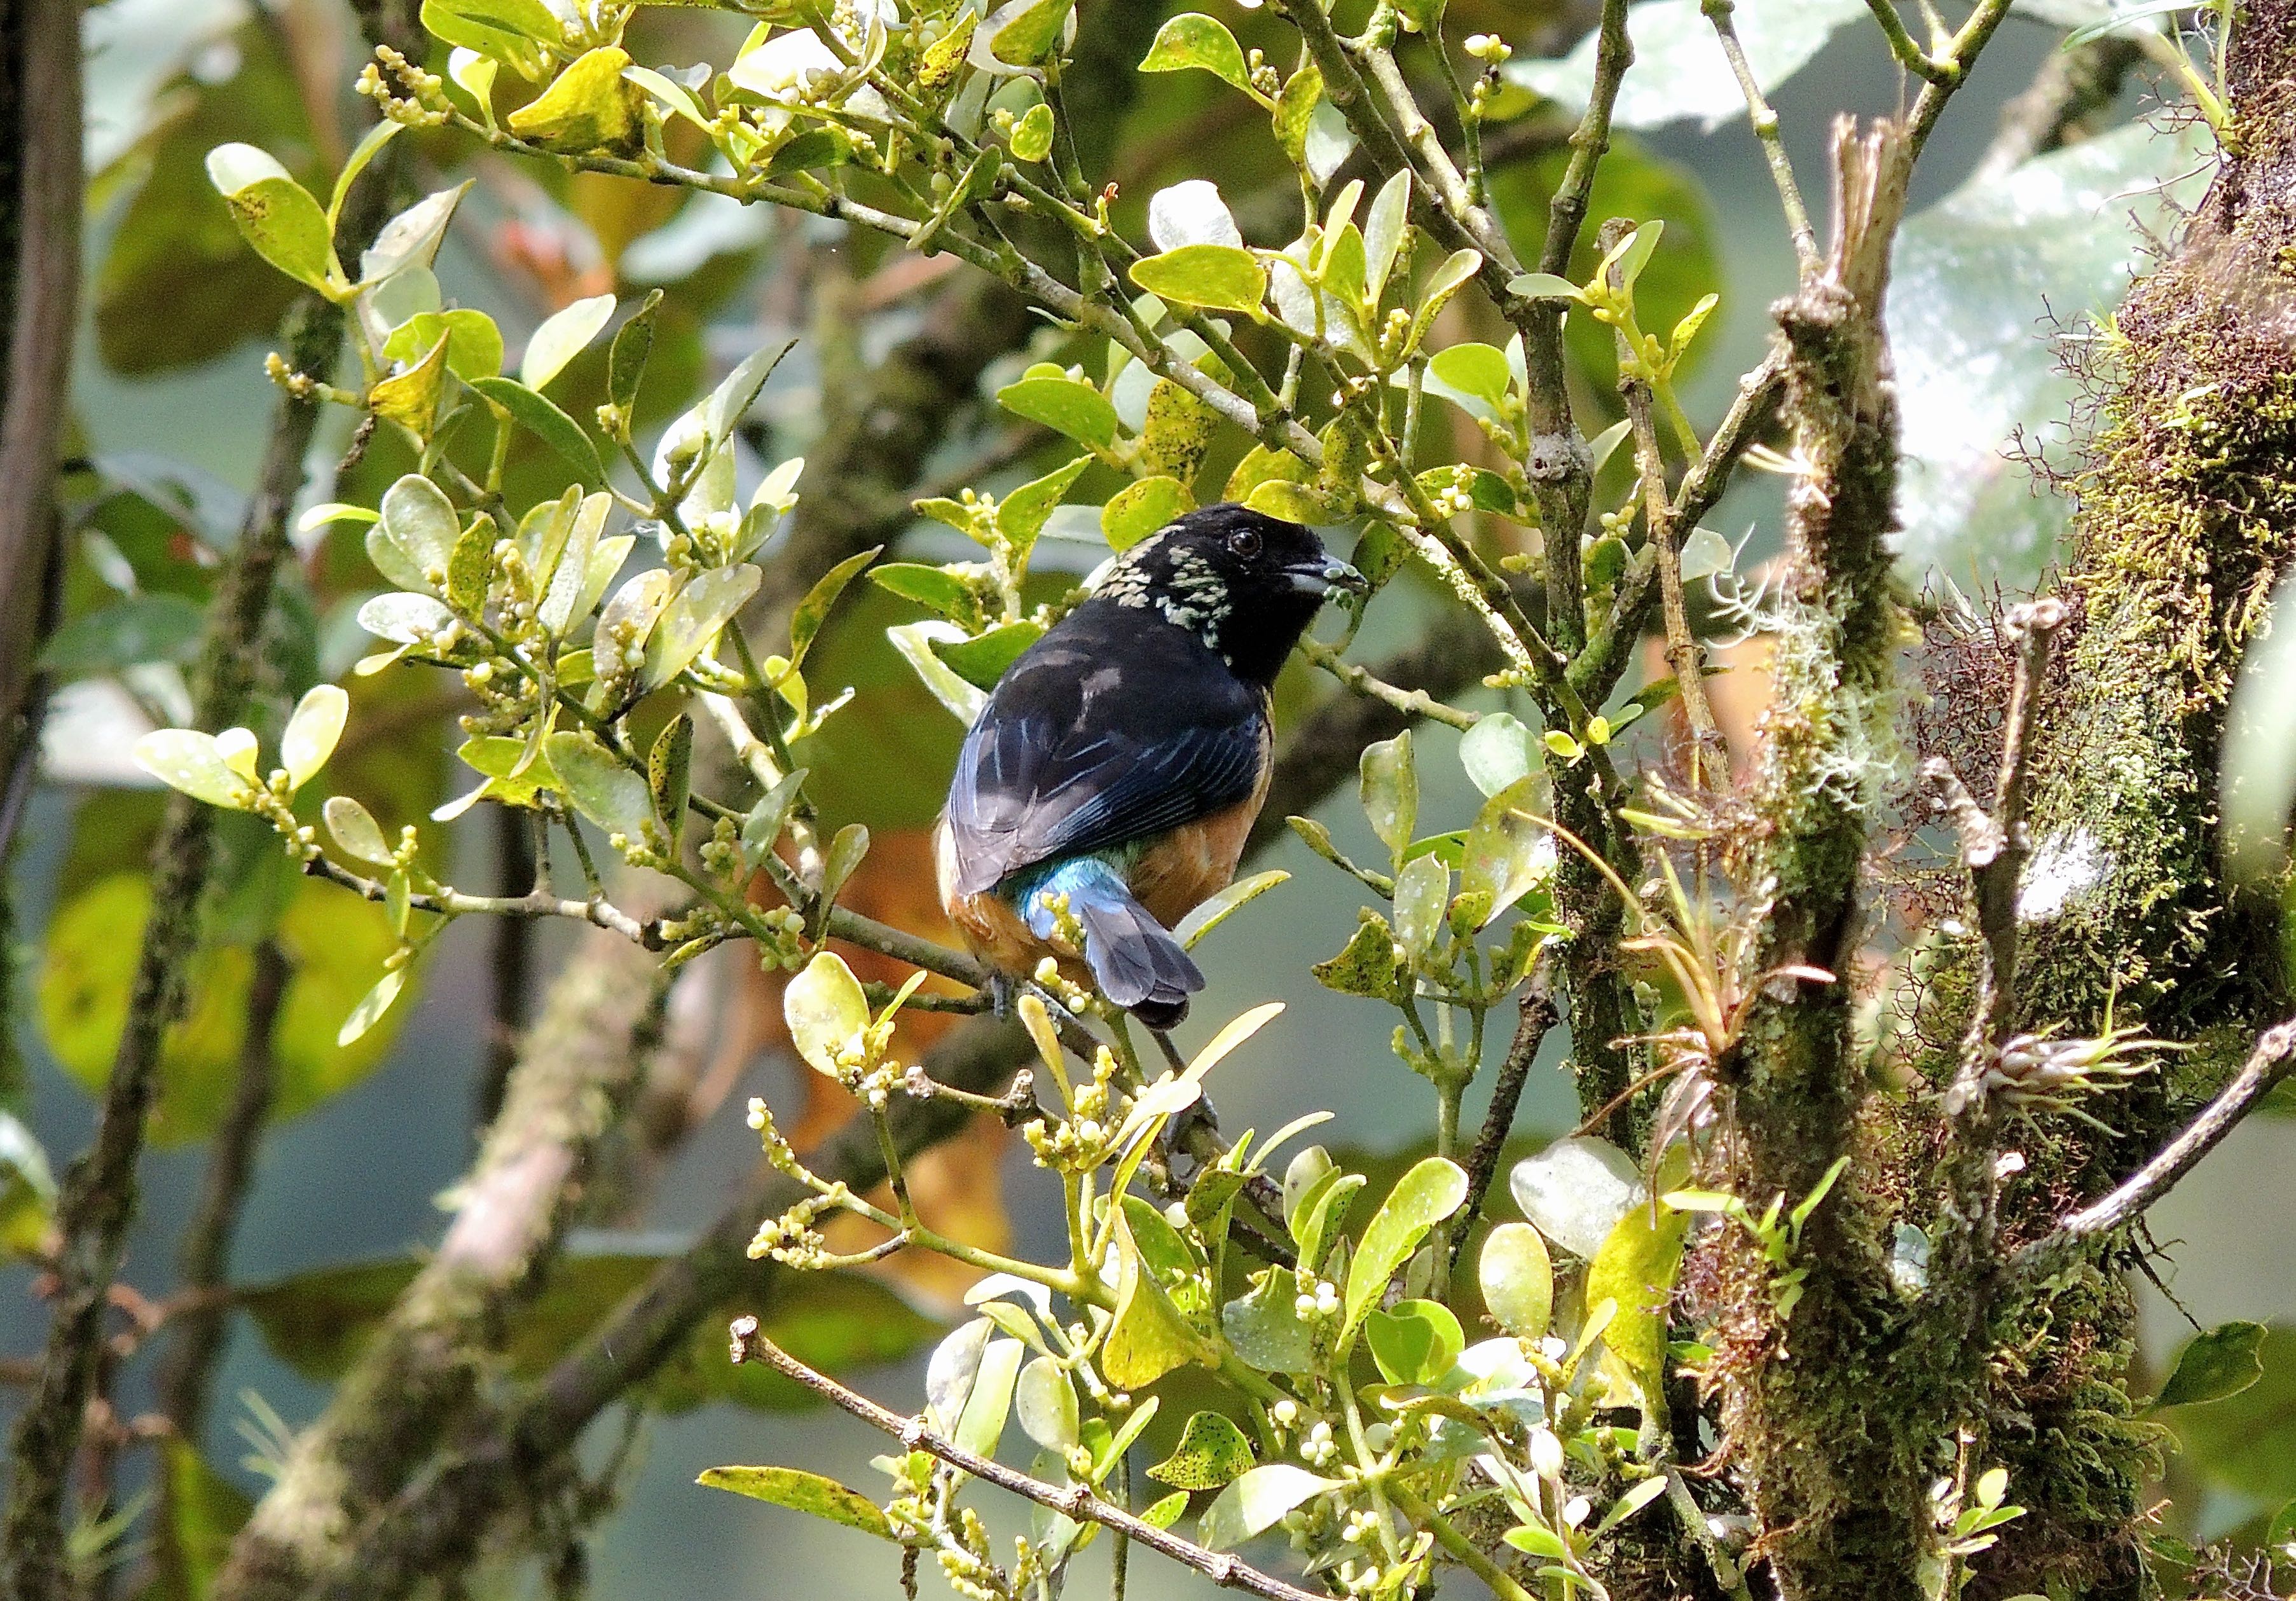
[1073,890,1203,1028]
[1022,858,1202,1027]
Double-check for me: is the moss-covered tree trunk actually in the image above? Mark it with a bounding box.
[1977,6,2296,1594]
[1707,121,1944,1601]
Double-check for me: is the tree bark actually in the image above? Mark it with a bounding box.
[0,0,78,854]
[1712,120,1932,1601]
[212,928,668,1601]
[1977,7,2296,1593]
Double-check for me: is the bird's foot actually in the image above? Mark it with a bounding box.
[982,971,1020,1019]
[1153,1034,1221,1175]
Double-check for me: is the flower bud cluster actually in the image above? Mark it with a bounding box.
[357,46,450,128]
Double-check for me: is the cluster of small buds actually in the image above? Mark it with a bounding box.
[490,544,545,635]
[1340,1508,1384,1545]
[1302,1419,1340,1468]
[654,908,722,947]
[263,352,318,399]
[699,815,745,878]
[604,826,670,870]
[1463,33,1513,64]
[1292,1277,1342,1322]
[357,47,450,128]
[1022,1105,1113,1171]
[935,1509,1011,1601]
[854,1060,905,1112]
[1247,50,1281,100]
[665,508,744,569]
[1008,1534,1049,1595]
[246,774,324,864]
[1026,956,1094,1015]
[1426,477,1477,520]
[746,1096,805,1177]
[751,905,808,971]
[1374,306,1416,368]
[745,1193,837,1266]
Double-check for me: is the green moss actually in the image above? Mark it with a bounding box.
[1995,20,2296,1590]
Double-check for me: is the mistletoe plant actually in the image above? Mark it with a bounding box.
[119,0,2255,1597]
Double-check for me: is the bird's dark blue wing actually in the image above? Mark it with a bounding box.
[945,600,1269,896]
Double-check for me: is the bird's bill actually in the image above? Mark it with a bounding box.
[1286,554,1370,597]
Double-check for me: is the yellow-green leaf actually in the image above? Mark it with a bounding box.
[1129,245,1267,318]
[1140,13,1250,93]
[1147,1409,1255,1490]
[698,1466,895,1540]
[507,46,643,154]
[784,951,869,1077]
[1586,1197,1690,1413]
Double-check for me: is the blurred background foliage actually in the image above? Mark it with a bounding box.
[7,0,2291,1593]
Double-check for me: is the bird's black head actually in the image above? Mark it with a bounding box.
[1092,504,1366,685]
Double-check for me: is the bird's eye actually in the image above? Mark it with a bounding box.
[1227,528,1262,559]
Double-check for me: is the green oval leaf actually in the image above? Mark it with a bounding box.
[642,563,761,691]
[1585,1194,1690,1413]
[131,731,252,810]
[1343,1157,1468,1336]
[1365,1298,1465,1386]
[1014,1355,1080,1452]
[1139,13,1250,92]
[868,563,981,628]
[931,620,1043,691]
[1129,245,1267,318]
[468,374,605,482]
[783,951,869,1077]
[280,685,348,792]
[540,731,652,840]
[996,374,1118,449]
[954,1336,1025,1460]
[1359,731,1418,862]
[336,968,406,1048]
[207,148,338,295]
[789,546,883,669]
[1148,1409,1255,1490]
[698,1466,894,1540]
[1199,1464,1338,1551]
[505,45,641,153]
[2156,1321,2269,1410]
[1101,476,1195,552]
[1480,1221,1554,1341]
[1429,341,1512,410]
[521,292,615,390]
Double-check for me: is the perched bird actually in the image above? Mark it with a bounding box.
[936,504,1366,1033]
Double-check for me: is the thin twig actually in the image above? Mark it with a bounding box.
[1298,638,1478,731]
[305,853,673,946]
[1704,0,1820,269]
[1453,969,1559,1267]
[478,805,537,1129]
[1611,223,1722,769]
[1570,351,1785,706]
[2011,1016,2296,1281]
[1862,0,1954,83]
[729,1321,1329,1601]
[1975,32,2145,181]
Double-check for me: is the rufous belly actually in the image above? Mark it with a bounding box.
[931,782,1262,990]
